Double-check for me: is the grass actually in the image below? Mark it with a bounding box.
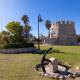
[0,45,80,80]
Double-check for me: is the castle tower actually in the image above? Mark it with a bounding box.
[50,20,77,45]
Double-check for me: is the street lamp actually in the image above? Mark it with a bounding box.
[38,14,42,50]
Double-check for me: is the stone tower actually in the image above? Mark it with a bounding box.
[46,21,77,45]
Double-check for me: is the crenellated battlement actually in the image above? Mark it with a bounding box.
[53,20,74,25]
[46,20,77,45]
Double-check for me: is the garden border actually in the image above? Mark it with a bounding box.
[0,47,36,53]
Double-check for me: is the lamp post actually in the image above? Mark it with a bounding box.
[38,14,42,50]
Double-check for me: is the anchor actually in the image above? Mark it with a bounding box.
[35,48,80,79]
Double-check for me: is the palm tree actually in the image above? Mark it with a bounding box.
[21,15,31,41]
[21,15,29,26]
[45,20,51,38]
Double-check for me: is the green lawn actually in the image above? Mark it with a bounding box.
[0,45,80,80]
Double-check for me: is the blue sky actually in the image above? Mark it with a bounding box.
[0,0,80,36]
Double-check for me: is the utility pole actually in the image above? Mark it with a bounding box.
[1,19,2,32]
[0,18,2,51]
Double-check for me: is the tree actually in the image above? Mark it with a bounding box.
[45,20,51,38]
[77,35,80,42]
[6,21,23,42]
[0,31,12,48]
[22,25,31,41]
[21,15,29,26]
[21,15,31,32]
[21,15,31,41]
[24,25,31,33]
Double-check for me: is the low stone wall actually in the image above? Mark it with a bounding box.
[45,38,58,45]
[0,47,36,53]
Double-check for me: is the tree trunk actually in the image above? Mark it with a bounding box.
[49,29,50,38]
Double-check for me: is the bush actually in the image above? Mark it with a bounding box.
[2,42,34,49]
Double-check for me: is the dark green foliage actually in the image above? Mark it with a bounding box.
[45,20,51,38]
[0,15,33,49]
[3,43,34,49]
[45,20,51,30]
[21,15,31,41]
[0,31,12,48]
[21,15,29,26]
[6,21,23,42]
[77,37,80,42]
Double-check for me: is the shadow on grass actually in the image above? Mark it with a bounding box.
[28,48,65,55]
[51,49,65,53]
[2,48,65,54]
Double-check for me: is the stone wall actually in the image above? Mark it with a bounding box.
[0,47,36,53]
[58,21,76,45]
[46,20,77,45]
[45,38,59,45]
